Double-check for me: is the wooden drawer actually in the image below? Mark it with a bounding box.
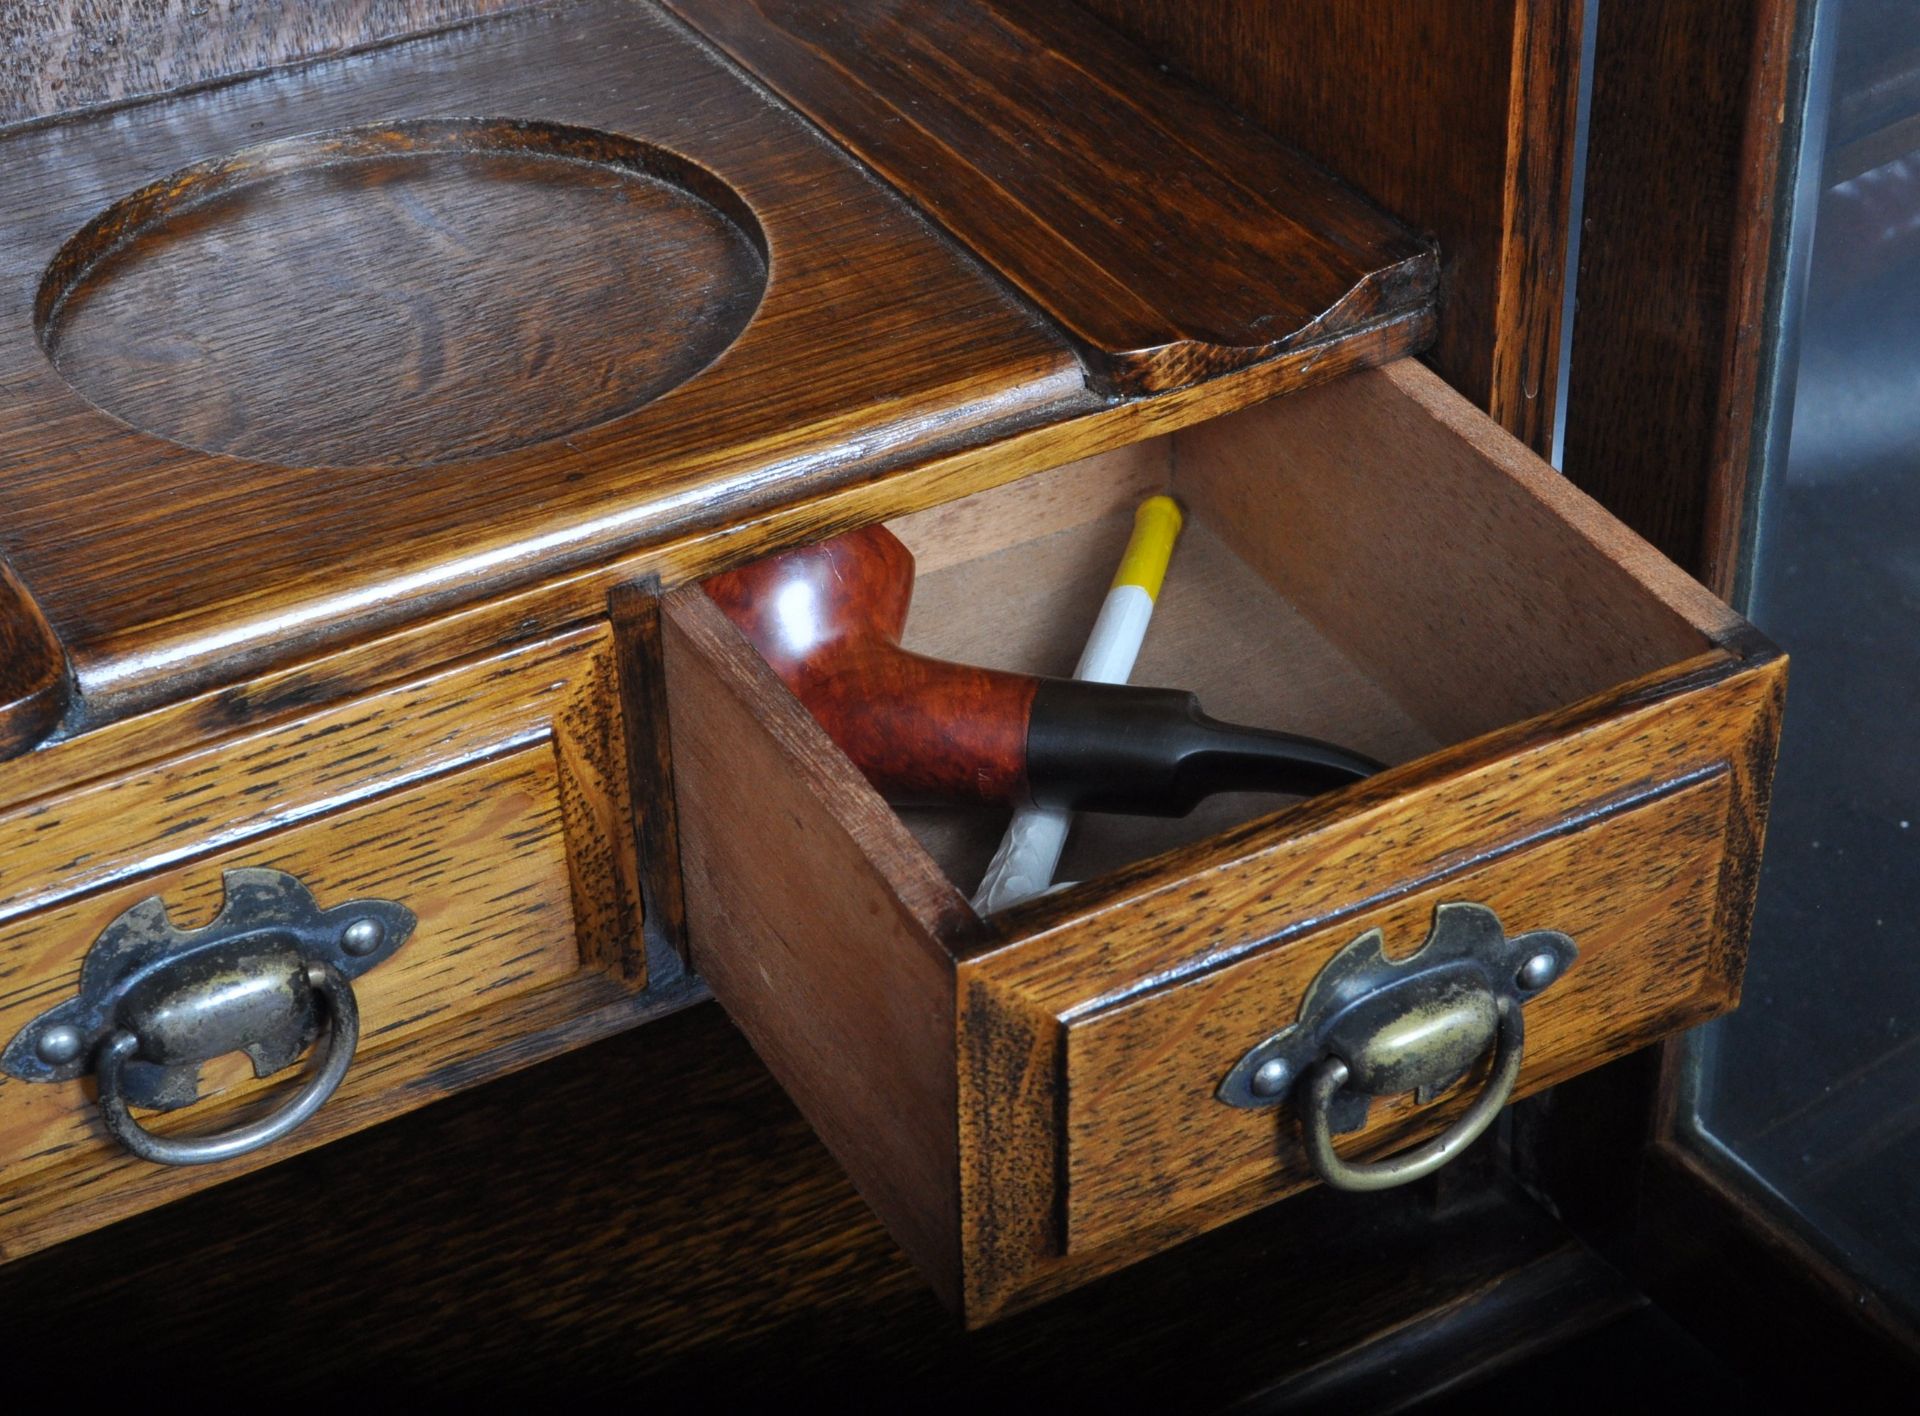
[0,625,649,1257]
[662,360,1786,1325]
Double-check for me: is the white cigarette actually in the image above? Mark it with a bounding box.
[973,495,1184,913]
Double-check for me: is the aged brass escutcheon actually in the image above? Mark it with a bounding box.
[1216,902,1576,1191]
[2,868,415,1165]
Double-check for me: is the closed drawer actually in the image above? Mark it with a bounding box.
[662,359,1786,1325]
[0,625,647,1257]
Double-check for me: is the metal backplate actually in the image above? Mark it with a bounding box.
[1216,902,1576,1128]
[2,868,414,1108]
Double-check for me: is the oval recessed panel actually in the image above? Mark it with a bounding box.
[36,120,769,469]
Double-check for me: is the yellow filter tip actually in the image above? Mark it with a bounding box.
[1112,495,1185,600]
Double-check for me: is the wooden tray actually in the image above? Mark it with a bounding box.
[39,119,768,469]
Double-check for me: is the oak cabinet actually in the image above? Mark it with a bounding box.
[0,0,1787,1350]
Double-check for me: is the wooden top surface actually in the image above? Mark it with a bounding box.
[667,0,1436,395]
[0,0,1432,741]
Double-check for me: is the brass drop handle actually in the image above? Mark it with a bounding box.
[95,955,360,1166]
[1302,992,1524,1192]
[2,868,414,1167]
[1217,903,1574,1193]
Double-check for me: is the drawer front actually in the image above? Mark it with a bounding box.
[954,651,1779,1316]
[0,625,648,1258]
[1060,771,1732,1254]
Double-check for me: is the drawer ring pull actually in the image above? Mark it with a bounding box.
[2,867,415,1166]
[97,961,359,1166]
[1216,902,1575,1191]
[1303,995,1523,1192]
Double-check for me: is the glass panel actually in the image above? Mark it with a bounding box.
[1688,0,1920,1321]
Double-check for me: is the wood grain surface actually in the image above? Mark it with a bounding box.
[1174,361,1740,746]
[666,0,1436,395]
[549,621,647,983]
[0,752,578,1205]
[1062,772,1734,1254]
[0,0,1433,748]
[664,585,973,1307]
[41,119,769,468]
[0,627,603,919]
[1494,0,1590,451]
[1559,0,1803,585]
[1074,0,1585,451]
[0,1,1084,734]
[886,439,1172,578]
[608,582,689,961]
[0,624,659,1255]
[0,1,531,130]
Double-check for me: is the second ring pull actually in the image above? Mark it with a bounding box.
[1,868,414,1166]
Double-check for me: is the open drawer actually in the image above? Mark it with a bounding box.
[661,360,1786,1325]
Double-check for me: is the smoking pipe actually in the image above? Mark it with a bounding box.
[704,524,1381,816]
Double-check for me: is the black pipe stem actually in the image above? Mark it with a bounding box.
[1024,679,1381,816]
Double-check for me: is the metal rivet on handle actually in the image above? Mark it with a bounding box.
[1516,951,1561,991]
[1250,1056,1292,1098]
[341,917,386,957]
[36,1025,83,1066]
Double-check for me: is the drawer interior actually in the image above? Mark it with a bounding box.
[890,446,1436,891]
[876,362,1719,898]
[663,358,1775,1323]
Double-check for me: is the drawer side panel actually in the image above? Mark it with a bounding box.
[663,588,969,1306]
